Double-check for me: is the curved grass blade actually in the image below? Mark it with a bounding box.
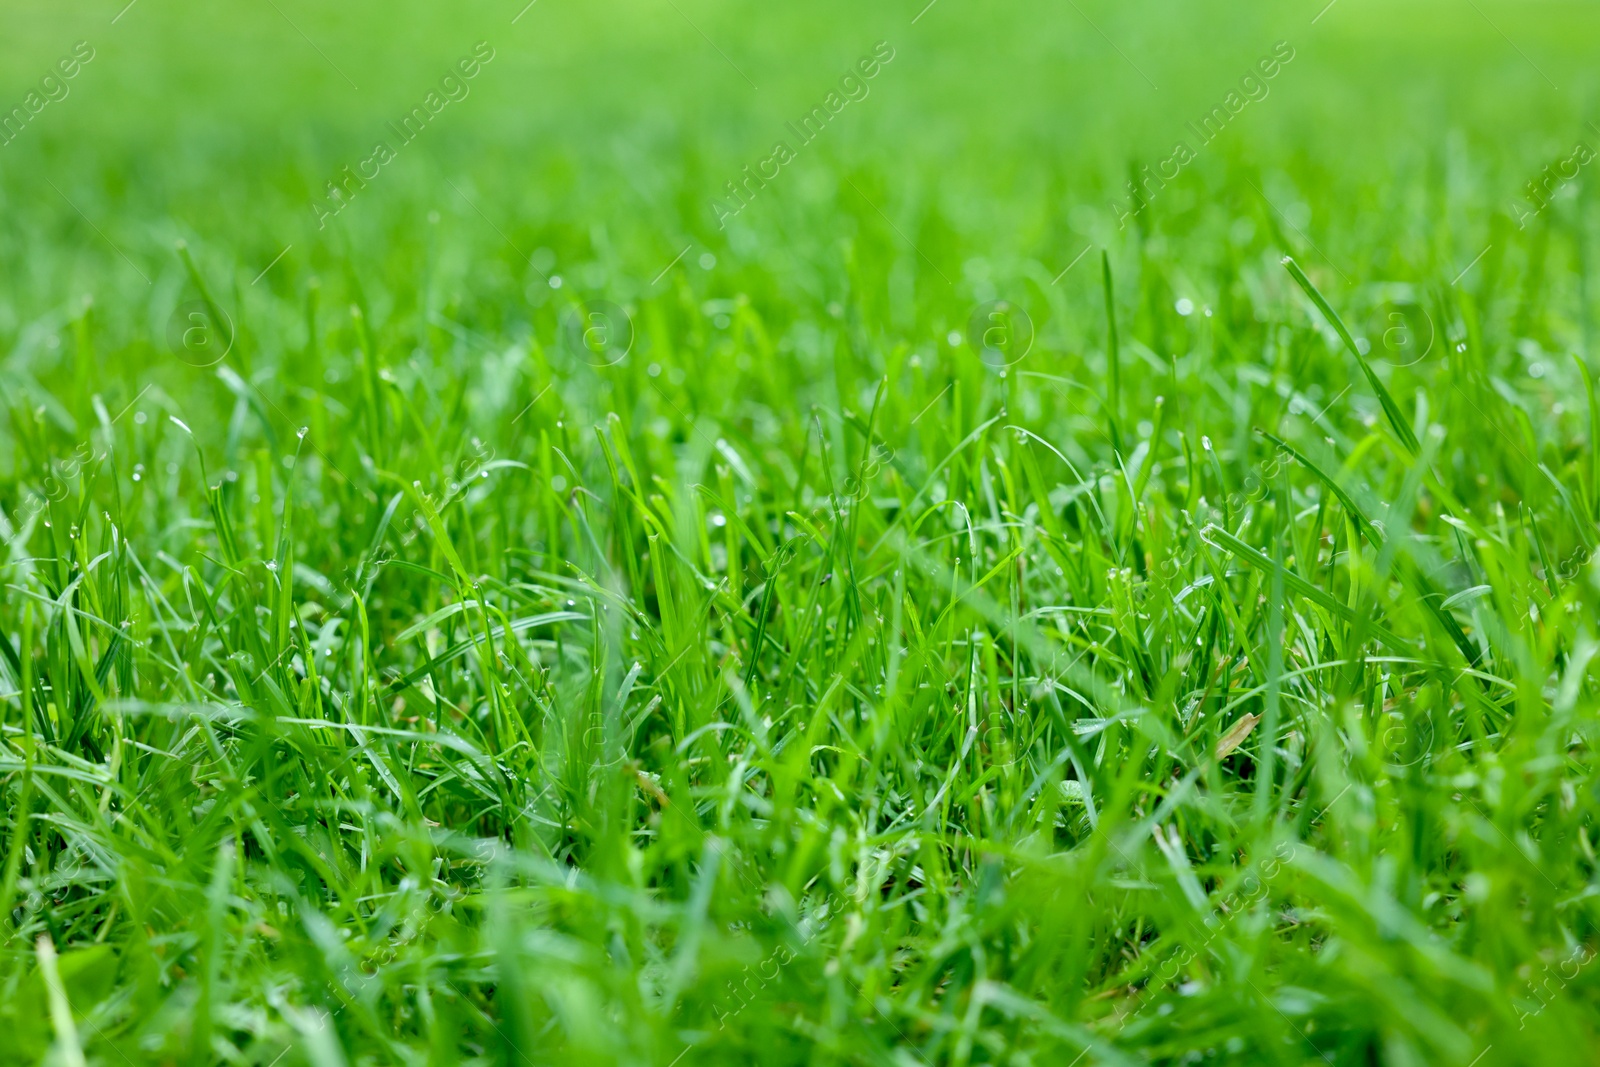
[1284,256,1420,455]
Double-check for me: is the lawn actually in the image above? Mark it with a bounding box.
[3,0,1600,1063]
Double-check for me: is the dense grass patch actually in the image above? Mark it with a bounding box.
[4,0,1600,1063]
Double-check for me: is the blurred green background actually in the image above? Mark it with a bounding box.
[2,0,1599,484]
[2,0,1597,326]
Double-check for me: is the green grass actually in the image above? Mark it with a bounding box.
[4,0,1600,1063]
